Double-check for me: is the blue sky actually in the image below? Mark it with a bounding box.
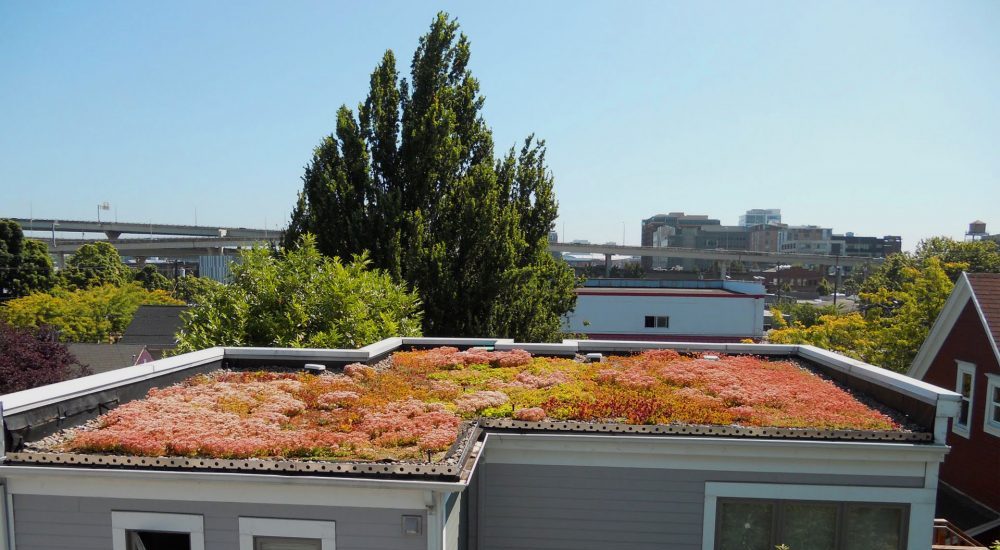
[1,1,998,250]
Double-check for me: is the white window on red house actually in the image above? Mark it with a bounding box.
[954,361,976,438]
[984,373,1000,438]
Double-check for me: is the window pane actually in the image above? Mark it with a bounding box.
[657,316,668,328]
[844,505,904,550]
[127,530,191,550]
[254,536,322,550]
[718,501,773,550]
[780,502,837,550]
[645,316,655,328]
[960,373,972,397]
[958,400,970,426]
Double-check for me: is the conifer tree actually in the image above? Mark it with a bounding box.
[287,13,576,340]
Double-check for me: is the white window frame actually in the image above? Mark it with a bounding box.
[984,373,1000,438]
[954,360,976,438]
[702,482,934,550]
[111,511,205,550]
[239,517,336,550]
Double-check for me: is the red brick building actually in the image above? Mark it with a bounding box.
[908,272,1000,542]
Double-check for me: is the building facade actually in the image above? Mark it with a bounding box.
[0,338,961,550]
[739,208,781,228]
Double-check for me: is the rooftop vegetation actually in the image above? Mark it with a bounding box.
[62,347,900,462]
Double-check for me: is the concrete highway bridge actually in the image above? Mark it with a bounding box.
[12,218,277,240]
[549,242,883,277]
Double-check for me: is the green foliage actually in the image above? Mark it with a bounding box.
[779,302,840,328]
[61,242,132,289]
[175,235,422,352]
[915,236,1000,280]
[285,13,576,341]
[0,219,56,298]
[171,275,223,304]
[133,265,171,291]
[816,277,832,296]
[771,258,954,372]
[1,283,183,343]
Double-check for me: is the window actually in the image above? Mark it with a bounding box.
[644,315,669,328]
[239,518,336,550]
[703,483,931,550]
[984,373,1000,438]
[954,361,976,438]
[714,499,907,550]
[111,511,205,550]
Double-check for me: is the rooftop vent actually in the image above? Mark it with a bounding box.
[303,363,326,373]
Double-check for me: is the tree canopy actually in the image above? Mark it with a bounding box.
[0,219,56,299]
[175,236,422,352]
[61,241,133,289]
[1,283,183,343]
[285,13,576,341]
[0,322,85,394]
[771,255,955,372]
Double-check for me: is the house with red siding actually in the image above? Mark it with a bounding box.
[908,272,1000,543]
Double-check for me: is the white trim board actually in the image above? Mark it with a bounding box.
[112,511,205,550]
[483,433,944,479]
[239,517,335,550]
[701,482,936,550]
[2,466,460,509]
[984,373,1000,438]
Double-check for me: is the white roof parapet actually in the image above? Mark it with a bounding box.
[796,345,961,409]
[0,347,225,416]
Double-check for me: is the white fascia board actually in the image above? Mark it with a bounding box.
[222,347,370,362]
[908,274,973,380]
[1,465,465,509]
[484,433,947,479]
[797,345,961,408]
[0,347,224,415]
[400,337,512,347]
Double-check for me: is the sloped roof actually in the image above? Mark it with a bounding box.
[967,273,1000,347]
[66,343,149,374]
[908,272,1000,379]
[120,305,187,347]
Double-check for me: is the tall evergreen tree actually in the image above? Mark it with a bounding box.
[287,13,576,340]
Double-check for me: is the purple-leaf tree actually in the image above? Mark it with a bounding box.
[0,322,85,395]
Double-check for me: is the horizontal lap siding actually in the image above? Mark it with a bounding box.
[478,463,924,550]
[12,494,426,550]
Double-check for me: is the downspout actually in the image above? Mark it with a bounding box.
[0,480,11,550]
[424,490,444,550]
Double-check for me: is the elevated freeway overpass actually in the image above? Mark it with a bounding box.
[40,237,275,258]
[12,218,277,240]
[548,242,882,277]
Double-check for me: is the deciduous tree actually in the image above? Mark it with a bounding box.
[285,13,576,341]
[0,322,85,394]
[61,242,132,289]
[175,236,422,352]
[1,284,182,343]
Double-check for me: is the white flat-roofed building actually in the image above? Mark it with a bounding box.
[563,279,766,342]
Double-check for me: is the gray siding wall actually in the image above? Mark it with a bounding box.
[477,463,924,550]
[13,494,426,550]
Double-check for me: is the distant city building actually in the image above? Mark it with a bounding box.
[747,222,787,253]
[829,233,902,258]
[781,225,834,255]
[739,208,781,228]
[640,213,720,269]
[563,278,766,342]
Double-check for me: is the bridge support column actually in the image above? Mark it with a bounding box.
[105,231,121,240]
[605,254,612,277]
[56,253,65,269]
[135,256,146,267]
[718,261,728,280]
